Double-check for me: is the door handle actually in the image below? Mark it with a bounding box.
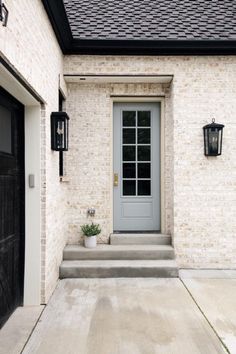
[114,173,119,187]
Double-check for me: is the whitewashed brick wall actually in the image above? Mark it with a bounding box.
[64,55,236,269]
[65,83,173,244]
[0,0,68,303]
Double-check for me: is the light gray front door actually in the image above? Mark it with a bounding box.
[113,103,160,231]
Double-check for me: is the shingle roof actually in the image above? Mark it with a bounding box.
[63,0,236,41]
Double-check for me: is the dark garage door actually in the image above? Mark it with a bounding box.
[0,87,25,328]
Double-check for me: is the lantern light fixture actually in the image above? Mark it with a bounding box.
[0,0,8,27]
[51,112,69,151]
[203,118,224,156]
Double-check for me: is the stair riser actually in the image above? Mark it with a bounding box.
[60,267,179,278]
[63,250,175,261]
[110,236,171,245]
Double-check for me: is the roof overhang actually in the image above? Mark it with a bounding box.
[64,75,173,84]
[42,0,236,56]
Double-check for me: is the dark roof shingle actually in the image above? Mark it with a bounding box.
[63,0,236,41]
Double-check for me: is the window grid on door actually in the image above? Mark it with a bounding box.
[122,110,151,196]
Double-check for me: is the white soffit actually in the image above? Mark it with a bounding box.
[64,75,173,84]
[0,64,40,106]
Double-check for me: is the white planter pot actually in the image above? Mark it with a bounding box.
[84,235,97,248]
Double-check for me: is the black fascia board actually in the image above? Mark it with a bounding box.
[70,39,236,55]
[41,0,73,53]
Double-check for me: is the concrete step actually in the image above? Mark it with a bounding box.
[110,233,171,245]
[63,245,175,260]
[60,260,178,278]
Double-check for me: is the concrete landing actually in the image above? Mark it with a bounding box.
[23,279,226,354]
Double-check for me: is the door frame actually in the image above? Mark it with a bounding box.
[111,97,166,234]
[0,62,42,306]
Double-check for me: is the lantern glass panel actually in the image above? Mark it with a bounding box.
[204,129,208,155]
[219,132,223,154]
[56,120,65,149]
[64,118,68,151]
[209,129,219,155]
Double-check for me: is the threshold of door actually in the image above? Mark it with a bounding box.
[113,230,161,234]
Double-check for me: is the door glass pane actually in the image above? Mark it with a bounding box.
[123,180,136,196]
[138,146,150,161]
[121,108,152,197]
[123,163,136,178]
[123,146,135,161]
[0,105,12,154]
[138,128,150,144]
[123,129,135,144]
[138,163,151,178]
[123,111,136,127]
[138,180,151,196]
[138,111,151,127]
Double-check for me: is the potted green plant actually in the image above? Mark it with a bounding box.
[81,222,101,248]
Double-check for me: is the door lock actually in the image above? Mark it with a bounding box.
[114,173,119,187]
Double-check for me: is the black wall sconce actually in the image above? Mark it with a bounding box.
[203,118,224,156]
[0,0,8,27]
[51,112,69,151]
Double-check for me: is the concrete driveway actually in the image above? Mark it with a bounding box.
[20,277,235,354]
